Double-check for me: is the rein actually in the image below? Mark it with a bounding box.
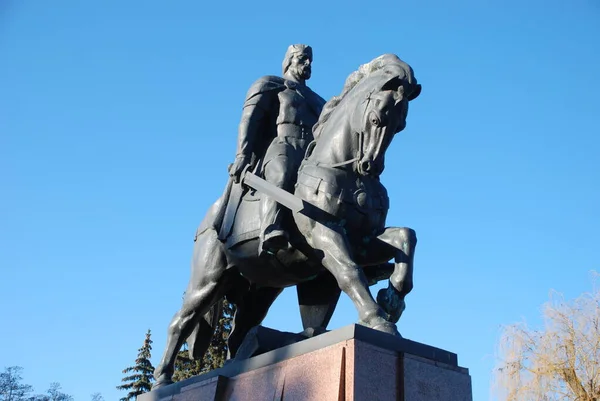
[307,94,372,171]
[312,155,361,169]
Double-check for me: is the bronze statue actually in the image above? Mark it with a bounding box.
[152,49,422,389]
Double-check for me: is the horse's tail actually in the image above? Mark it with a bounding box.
[194,187,228,242]
[186,301,222,360]
[211,177,233,234]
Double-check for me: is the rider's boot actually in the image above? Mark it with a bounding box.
[259,198,289,257]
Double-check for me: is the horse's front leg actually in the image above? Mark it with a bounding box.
[372,227,417,323]
[309,222,399,336]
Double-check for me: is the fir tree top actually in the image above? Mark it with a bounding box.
[116,329,155,401]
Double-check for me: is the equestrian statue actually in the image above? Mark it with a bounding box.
[152,45,422,388]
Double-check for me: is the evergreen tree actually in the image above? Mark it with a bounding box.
[117,329,155,400]
[172,344,202,382]
[90,393,104,401]
[173,298,236,382]
[0,366,33,401]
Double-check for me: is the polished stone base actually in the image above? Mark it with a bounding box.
[140,324,472,401]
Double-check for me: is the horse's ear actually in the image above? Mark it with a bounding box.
[408,84,422,101]
[380,76,403,92]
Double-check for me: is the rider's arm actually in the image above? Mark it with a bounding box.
[229,87,277,182]
[235,91,273,160]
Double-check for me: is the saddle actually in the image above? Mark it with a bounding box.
[220,187,262,248]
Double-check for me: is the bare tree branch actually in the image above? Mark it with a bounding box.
[493,271,600,401]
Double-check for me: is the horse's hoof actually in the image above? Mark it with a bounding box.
[151,377,173,390]
[359,317,401,337]
[373,321,402,338]
[299,326,328,338]
[376,287,405,323]
[371,320,401,337]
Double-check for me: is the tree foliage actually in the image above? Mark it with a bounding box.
[0,368,73,401]
[0,366,33,401]
[172,344,203,383]
[117,329,155,400]
[173,298,236,382]
[493,273,600,401]
[32,383,73,401]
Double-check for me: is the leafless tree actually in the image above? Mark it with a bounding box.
[493,272,600,401]
[0,367,32,401]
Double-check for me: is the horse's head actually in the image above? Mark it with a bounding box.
[348,57,421,177]
[309,54,421,177]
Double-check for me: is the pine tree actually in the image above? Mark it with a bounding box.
[117,329,155,400]
[173,298,236,382]
[172,344,203,382]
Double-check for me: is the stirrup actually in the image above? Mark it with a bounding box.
[259,229,289,255]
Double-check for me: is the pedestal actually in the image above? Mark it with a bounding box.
[140,324,472,401]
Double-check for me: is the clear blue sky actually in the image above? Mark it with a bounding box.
[1,1,598,400]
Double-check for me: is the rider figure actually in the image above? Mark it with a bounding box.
[229,44,325,256]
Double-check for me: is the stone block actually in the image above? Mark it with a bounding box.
[139,324,472,401]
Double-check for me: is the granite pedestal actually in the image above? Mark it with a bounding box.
[140,324,472,401]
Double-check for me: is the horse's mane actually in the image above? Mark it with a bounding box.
[312,54,418,140]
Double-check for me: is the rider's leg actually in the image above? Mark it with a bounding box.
[259,153,293,254]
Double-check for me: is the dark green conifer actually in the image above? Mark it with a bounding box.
[117,330,155,400]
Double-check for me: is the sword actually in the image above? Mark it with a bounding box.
[241,171,340,224]
[215,163,252,241]
[241,171,406,258]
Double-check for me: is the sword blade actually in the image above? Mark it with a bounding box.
[242,172,340,224]
[243,171,304,213]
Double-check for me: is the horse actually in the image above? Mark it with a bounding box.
[152,53,422,388]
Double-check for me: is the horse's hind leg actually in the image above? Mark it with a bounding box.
[186,302,221,360]
[227,286,282,359]
[297,273,341,331]
[309,223,398,335]
[153,229,230,388]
